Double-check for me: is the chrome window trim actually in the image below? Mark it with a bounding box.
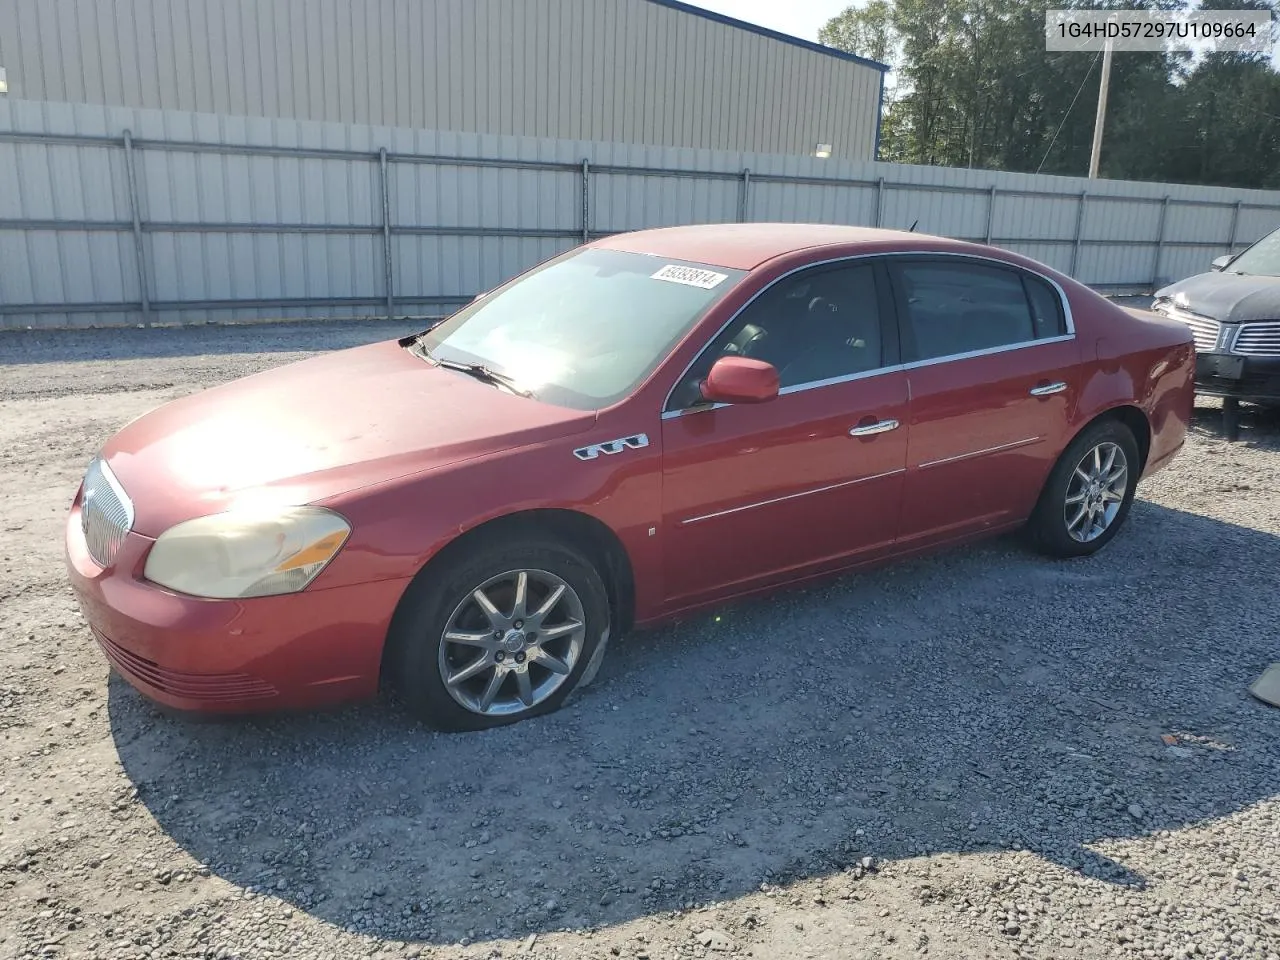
[660,249,1076,418]
[661,363,911,418]
[899,333,1075,371]
[661,400,731,420]
[681,468,907,525]
[777,363,907,396]
[917,435,1042,470]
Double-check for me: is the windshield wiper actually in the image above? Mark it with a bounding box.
[433,356,535,398]
[405,338,534,398]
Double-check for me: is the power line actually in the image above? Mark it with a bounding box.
[1036,51,1102,174]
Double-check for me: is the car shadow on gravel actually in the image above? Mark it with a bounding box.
[108,501,1280,946]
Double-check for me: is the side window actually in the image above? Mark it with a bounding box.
[894,260,1055,362]
[666,263,886,411]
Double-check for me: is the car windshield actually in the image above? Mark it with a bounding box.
[417,248,746,410]
[1226,226,1280,277]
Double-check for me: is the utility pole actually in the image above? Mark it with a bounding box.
[1088,36,1114,178]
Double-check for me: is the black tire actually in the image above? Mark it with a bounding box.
[386,537,611,732]
[1026,418,1141,559]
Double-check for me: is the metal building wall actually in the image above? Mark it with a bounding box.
[3,98,1279,330]
[0,0,885,161]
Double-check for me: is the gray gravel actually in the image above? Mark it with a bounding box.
[2,317,1279,960]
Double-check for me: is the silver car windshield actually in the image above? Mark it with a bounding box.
[1227,227,1280,277]
[418,248,746,410]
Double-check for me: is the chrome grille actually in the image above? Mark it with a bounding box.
[1233,321,1280,357]
[1160,305,1221,352]
[80,458,134,567]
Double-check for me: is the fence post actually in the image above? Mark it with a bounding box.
[121,130,151,327]
[1152,195,1170,288]
[738,168,752,222]
[378,147,395,321]
[1069,191,1088,277]
[581,159,590,244]
[875,177,885,228]
[984,185,998,244]
[1228,200,1242,253]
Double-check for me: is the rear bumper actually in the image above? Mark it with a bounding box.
[65,501,408,715]
[1194,352,1280,403]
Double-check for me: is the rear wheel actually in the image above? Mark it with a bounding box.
[1027,418,1140,558]
[388,538,610,731]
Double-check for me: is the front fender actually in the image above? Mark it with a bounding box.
[310,430,664,611]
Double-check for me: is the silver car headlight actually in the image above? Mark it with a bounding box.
[143,506,351,599]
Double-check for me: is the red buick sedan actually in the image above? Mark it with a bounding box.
[66,224,1194,731]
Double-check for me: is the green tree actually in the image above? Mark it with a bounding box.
[819,0,1280,189]
[818,0,895,64]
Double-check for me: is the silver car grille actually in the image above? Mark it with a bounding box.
[80,458,134,567]
[1232,321,1280,357]
[1160,305,1221,352]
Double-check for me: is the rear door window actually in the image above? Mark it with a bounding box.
[891,259,1066,362]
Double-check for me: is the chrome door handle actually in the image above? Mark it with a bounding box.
[849,419,900,437]
[1029,381,1068,397]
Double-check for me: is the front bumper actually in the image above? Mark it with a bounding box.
[1195,352,1280,403]
[65,498,408,715]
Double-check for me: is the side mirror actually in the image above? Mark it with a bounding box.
[1211,255,1233,272]
[700,356,780,405]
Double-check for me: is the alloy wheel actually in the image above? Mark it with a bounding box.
[1064,441,1129,543]
[437,568,586,717]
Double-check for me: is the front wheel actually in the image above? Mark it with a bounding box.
[1027,419,1140,558]
[387,538,611,731]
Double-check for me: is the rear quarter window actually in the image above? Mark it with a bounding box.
[1022,273,1068,338]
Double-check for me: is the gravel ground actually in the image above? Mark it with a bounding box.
[1,316,1279,960]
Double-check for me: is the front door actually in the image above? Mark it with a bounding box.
[659,260,909,606]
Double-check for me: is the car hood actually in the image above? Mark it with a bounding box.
[1155,271,1280,324]
[98,339,596,536]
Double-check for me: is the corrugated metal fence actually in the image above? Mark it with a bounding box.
[3,98,1280,329]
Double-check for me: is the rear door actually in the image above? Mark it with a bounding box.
[659,260,909,606]
[887,256,1082,546]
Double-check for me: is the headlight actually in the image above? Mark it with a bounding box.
[143,506,351,599]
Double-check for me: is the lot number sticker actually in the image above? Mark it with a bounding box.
[650,264,728,289]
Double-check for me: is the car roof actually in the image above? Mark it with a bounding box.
[592,222,962,271]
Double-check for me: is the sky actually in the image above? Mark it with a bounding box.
[686,0,853,44]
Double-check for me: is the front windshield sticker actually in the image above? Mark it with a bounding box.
[650,264,729,289]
